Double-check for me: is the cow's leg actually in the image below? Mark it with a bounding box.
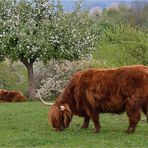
[125,96,141,134]
[142,100,148,123]
[81,115,90,129]
[89,113,101,133]
[146,101,148,123]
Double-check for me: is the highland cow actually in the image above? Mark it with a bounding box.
[39,65,148,133]
[0,89,27,102]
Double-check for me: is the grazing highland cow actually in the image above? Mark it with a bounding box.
[39,65,148,134]
[0,89,27,102]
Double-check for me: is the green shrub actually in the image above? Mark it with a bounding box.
[94,24,148,66]
[0,60,27,93]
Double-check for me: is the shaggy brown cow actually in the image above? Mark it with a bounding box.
[39,65,148,134]
[0,89,27,102]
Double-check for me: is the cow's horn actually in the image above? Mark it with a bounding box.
[37,90,54,106]
[60,105,65,111]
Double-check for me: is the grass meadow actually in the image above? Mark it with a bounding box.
[0,102,147,148]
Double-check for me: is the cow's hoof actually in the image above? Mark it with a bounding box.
[124,128,134,134]
[81,125,89,129]
[93,127,101,133]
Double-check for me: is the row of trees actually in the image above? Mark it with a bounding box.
[90,1,148,66]
[91,1,148,28]
[0,0,97,99]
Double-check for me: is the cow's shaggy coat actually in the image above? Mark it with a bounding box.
[0,89,27,102]
[46,65,148,133]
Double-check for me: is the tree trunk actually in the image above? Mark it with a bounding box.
[27,63,36,100]
[20,59,36,100]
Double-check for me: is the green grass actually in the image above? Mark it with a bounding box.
[0,102,147,148]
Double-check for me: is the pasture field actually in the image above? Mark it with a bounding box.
[0,102,147,148]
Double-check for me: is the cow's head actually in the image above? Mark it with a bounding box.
[48,103,73,131]
[0,89,8,101]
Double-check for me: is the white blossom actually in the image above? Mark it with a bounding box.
[35,59,104,99]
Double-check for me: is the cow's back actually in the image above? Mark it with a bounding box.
[6,91,27,102]
[75,65,148,113]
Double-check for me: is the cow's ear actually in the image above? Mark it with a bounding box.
[60,105,65,111]
[64,103,71,113]
[60,103,71,113]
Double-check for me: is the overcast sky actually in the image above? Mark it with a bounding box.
[60,0,135,1]
[59,0,137,11]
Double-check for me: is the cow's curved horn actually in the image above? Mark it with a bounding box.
[37,90,54,106]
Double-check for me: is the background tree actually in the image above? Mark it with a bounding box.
[88,6,102,21]
[103,1,148,28]
[129,1,148,27]
[1,0,97,100]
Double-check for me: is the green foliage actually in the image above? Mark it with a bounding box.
[1,0,97,62]
[0,60,27,93]
[103,1,148,28]
[0,52,4,61]
[0,0,97,99]
[94,23,148,65]
[0,102,147,147]
[94,43,135,66]
[93,2,148,66]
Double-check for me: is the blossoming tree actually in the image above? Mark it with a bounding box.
[1,0,97,100]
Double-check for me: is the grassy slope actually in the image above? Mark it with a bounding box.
[0,102,147,148]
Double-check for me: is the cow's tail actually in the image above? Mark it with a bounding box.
[37,90,54,106]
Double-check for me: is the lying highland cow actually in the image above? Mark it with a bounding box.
[39,65,148,134]
[0,89,27,102]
